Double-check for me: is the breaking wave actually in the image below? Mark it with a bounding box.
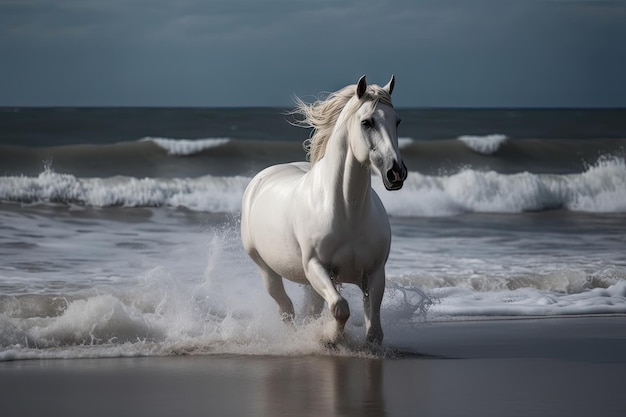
[377,156,626,216]
[0,170,249,213]
[1,157,624,215]
[142,137,231,156]
[458,134,508,155]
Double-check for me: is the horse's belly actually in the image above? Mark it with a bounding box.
[242,163,309,284]
[253,230,308,283]
[264,257,308,284]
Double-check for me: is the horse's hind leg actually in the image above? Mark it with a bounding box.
[303,285,325,318]
[252,256,295,322]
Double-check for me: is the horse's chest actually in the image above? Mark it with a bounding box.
[314,227,388,283]
[330,246,375,283]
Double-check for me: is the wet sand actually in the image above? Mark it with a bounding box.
[2,316,625,417]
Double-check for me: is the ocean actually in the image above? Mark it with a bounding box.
[1,107,625,360]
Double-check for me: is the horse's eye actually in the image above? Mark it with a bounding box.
[361,119,373,129]
[396,118,402,126]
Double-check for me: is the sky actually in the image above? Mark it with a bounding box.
[1,0,625,107]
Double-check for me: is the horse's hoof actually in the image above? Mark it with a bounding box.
[331,299,350,323]
[366,335,383,346]
[366,327,383,345]
[364,341,384,356]
[281,312,295,327]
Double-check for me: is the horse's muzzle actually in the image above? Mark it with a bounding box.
[384,160,407,191]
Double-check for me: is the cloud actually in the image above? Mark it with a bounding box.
[0,0,625,106]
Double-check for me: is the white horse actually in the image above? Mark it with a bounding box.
[241,75,406,345]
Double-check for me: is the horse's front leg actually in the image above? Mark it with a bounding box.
[363,266,385,345]
[305,258,350,340]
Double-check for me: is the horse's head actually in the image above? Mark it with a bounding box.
[349,75,407,191]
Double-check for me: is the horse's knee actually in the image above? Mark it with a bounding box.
[331,298,350,323]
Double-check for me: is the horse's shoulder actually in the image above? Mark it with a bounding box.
[246,162,309,204]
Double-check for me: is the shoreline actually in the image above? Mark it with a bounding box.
[2,316,625,417]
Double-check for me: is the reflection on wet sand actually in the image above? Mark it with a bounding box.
[258,356,386,417]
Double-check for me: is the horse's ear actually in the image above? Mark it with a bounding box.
[356,75,367,99]
[383,75,395,95]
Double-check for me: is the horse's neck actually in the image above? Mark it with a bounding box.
[316,130,372,218]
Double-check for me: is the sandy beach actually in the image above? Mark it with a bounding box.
[2,316,625,417]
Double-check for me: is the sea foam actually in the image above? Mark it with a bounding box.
[0,203,624,360]
[0,169,248,213]
[376,156,626,216]
[428,280,626,318]
[1,264,624,360]
[1,157,624,215]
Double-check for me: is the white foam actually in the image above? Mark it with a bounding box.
[427,280,626,318]
[1,157,625,215]
[458,134,508,155]
[568,156,626,212]
[30,295,163,346]
[2,267,625,360]
[376,156,626,216]
[0,170,249,213]
[143,137,230,155]
[0,231,384,360]
[0,205,624,360]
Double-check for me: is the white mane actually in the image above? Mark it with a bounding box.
[292,83,394,165]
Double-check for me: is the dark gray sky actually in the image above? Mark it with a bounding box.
[1,0,625,107]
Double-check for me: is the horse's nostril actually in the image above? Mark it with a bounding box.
[387,161,404,183]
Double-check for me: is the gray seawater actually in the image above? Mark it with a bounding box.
[0,107,625,359]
